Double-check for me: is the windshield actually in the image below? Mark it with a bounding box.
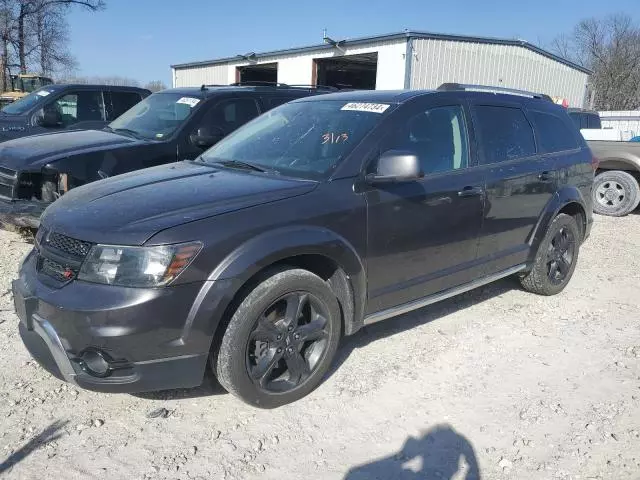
[108,92,202,140]
[200,100,389,179]
[1,87,54,115]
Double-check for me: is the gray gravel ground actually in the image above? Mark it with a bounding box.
[0,214,639,480]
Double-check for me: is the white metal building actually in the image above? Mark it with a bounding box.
[171,31,592,107]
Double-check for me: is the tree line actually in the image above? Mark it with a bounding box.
[552,13,640,110]
[0,0,104,90]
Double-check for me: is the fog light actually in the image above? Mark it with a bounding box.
[79,349,111,377]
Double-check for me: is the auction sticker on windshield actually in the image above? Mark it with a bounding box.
[341,103,390,114]
[36,90,52,97]
[176,97,200,107]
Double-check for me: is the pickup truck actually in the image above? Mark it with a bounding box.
[588,140,640,216]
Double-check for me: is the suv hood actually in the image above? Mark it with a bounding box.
[0,129,139,170]
[41,160,317,245]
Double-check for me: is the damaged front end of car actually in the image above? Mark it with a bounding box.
[0,164,74,230]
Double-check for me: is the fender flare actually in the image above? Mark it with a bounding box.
[178,226,367,347]
[527,186,589,263]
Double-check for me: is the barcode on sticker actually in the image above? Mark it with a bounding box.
[341,102,390,114]
[176,97,200,107]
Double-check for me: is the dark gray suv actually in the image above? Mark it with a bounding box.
[13,84,594,408]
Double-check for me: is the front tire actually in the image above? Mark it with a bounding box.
[519,213,580,296]
[214,268,341,408]
[593,170,640,217]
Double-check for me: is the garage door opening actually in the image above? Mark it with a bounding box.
[236,63,278,84]
[314,53,378,90]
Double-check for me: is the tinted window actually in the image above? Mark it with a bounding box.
[264,96,295,109]
[48,91,104,127]
[587,113,601,129]
[199,98,260,134]
[108,91,142,120]
[386,105,469,174]
[474,105,535,164]
[569,112,581,129]
[530,111,578,153]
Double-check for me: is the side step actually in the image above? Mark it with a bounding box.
[363,264,526,325]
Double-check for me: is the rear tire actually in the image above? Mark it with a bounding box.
[593,170,640,217]
[214,268,341,408]
[519,213,580,296]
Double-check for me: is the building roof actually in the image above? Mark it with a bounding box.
[170,30,592,75]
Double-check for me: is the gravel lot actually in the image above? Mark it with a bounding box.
[1,214,639,480]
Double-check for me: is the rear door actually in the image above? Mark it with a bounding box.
[470,100,557,275]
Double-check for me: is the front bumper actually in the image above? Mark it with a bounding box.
[0,198,48,229]
[13,251,212,393]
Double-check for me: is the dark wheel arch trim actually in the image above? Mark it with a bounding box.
[177,226,366,353]
[527,186,591,265]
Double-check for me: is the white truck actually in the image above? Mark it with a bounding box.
[569,108,640,217]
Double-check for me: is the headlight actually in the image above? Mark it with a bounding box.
[78,242,202,287]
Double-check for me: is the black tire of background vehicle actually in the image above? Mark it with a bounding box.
[519,213,581,296]
[213,267,341,408]
[40,180,57,203]
[592,170,640,217]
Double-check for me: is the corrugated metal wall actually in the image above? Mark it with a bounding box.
[173,64,229,87]
[410,39,589,107]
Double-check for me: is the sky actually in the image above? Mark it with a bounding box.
[66,0,640,87]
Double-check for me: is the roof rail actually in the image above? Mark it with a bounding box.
[437,83,553,102]
[229,81,290,87]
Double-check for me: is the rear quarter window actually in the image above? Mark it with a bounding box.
[473,105,536,164]
[530,110,578,153]
[587,114,601,129]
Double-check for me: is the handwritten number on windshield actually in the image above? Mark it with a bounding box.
[322,133,349,144]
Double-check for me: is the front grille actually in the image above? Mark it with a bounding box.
[39,257,77,282]
[46,232,92,257]
[36,231,92,284]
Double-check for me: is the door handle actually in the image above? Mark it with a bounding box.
[457,186,484,197]
[538,171,553,182]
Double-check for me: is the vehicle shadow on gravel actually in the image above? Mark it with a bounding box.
[344,424,480,479]
[0,419,68,475]
[330,278,516,379]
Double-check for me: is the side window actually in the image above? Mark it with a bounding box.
[199,98,260,134]
[474,105,536,164]
[263,96,294,110]
[108,91,143,120]
[569,112,580,129]
[530,110,578,153]
[46,91,104,127]
[587,114,601,129]
[386,105,469,175]
[579,114,588,130]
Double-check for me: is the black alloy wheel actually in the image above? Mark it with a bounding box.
[246,292,330,393]
[546,226,576,285]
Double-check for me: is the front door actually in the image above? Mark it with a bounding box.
[469,101,557,275]
[365,100,485,314]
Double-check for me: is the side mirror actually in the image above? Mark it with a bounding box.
[37,108,62,128]
[190,126,224,149]
[366,150,422,184]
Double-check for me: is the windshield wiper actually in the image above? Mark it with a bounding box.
[212,159,269,173]
[112,128,143,140]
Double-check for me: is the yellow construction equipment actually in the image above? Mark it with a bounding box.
[0,74,54,106]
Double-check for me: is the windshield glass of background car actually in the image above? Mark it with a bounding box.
[1,88,53,115]
[200,100,388,179]
[108,93,201,140]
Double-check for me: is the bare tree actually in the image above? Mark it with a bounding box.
[31,4,77,75]
[144,80,166,92]
[15,1,104,74]
[551,13,640,110]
